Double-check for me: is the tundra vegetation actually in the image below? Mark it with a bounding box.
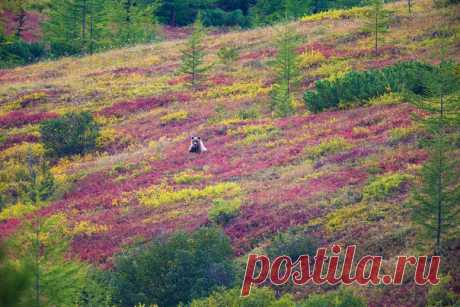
[0,0,459,306]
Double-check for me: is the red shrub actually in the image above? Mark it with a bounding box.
[98,93,191,118]
[0,111,58,128]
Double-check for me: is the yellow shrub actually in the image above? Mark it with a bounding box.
[311,60,351,81]
[352,127,370,137]
[228,124,280,145]
[324,203,367,232]
[203,82,268,99]
[368,92,404,106]
[160,110,188,125]
[208,198,242,225]
[298,50,326,69]
[138,182,241,208]
[173,171,209,184]
[0,203,36,221]
[305,137,352,159]
[0,143,46,207]
[1,142,44,162]
[96,127,117,148]
[389,126,418,144]
[1,92,48,113]
[363,173,413,201]
[72,221,109,236]
[301,7,369,22]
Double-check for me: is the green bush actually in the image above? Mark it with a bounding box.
[40,112,100,157]
[190,287,295,307]
[203,9,249,27]
[304,61,436,113]
[108,228,235,307]
[267,230,319,260]
[426,275,460,307]
[299,288,366,307]
[0,244,33,307]
[0,35,46,69]
[208,198,241,225]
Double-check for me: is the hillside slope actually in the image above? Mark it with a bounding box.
[0,0,459,305]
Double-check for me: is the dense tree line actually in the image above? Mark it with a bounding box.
[0,0,376,68]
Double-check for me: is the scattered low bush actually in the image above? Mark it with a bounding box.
[367,92,404,106]
[208,198,242,225]
[324,203,367,232]
[109,228,235,307]
[363,172,412,201]
[160,110,188,125]
[301,7,369,22]
[40,112,100,157]
[173,171,208,184]
[0,143,46,208]
[203,9,249,28]
[305,137,352,160]
[299,288,366,307]
[426,275,460,307]
[388,126,418,144]
[228,124,280,145]
[217,46,240,67]
[0,244,33,307]
[304,61,436,113]
[0,35,46,69]
[0,111,58,129]
[0,203,36,222]
[138,182,241,208]
[237,107,260,120]
[298,50,326,69]
[190,287,295,307]
[266,230,319,260]
[310,59,351,81]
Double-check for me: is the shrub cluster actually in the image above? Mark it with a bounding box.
[363,172,413,201]
[304,61,435,112]
[137,182,241,208]
[208,198,241,225]
[107,228,235,307]
[202,9,249,28]
[299,288,366,307]
[305,137,352,160]
[190,287,294,307]
[267,230,319,260]
[0,35,45,69]
[39,112,100,157]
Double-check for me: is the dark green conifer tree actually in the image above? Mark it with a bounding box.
[270,24,300,117]
[180,13,209,88]
[411,58,460,256]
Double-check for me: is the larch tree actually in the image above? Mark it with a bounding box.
[270,24,300,117]
[363,0,391,56]
[107,0,160,47]
[180,13,209,88]
[20,150,56,306]
[44,0,108,56]
[410,57,460,256]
